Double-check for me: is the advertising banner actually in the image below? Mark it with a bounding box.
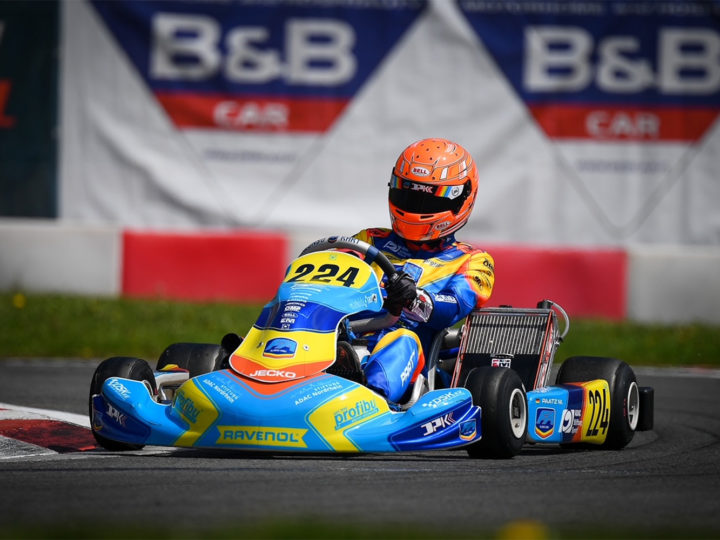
[0,1,58,218]
[60,0,720,246]
[458,0,720,241]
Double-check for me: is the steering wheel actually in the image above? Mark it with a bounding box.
[299,236,399,333]
[300,236,397,277]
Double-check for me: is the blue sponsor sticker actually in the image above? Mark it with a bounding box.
[459,419,477,441]
[263,337,297,359]
[402,262,423,283]
[534,407,555,439]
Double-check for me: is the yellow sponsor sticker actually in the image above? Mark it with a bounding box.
[308,386,390,451]
[173,380,219,447]
[216,426,308,448]
[579,379,611,445]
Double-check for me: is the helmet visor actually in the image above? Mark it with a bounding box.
[389,175,466,214]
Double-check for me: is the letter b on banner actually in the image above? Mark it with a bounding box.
[150,13,356,85]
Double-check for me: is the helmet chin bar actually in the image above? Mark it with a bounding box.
[391,208,469,242]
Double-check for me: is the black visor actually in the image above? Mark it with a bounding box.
[389,176,468,215]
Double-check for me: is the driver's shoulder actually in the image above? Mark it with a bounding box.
[355,228,392,243]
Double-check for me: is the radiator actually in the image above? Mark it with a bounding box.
[452,306,559,390]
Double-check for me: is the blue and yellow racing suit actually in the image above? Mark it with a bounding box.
[353,228,495,403]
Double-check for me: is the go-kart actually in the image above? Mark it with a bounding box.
[89,236,654,458]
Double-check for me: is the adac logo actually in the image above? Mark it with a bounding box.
[91,1,426,133]
[459,419,477,441]
[263,337,297,359]
[535,407,555,439]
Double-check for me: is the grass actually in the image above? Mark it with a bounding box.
[1,292,719,367]
[0,518,717,540]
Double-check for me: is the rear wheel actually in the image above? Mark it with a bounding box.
[464,367,527,459]
[156,343,224,377]
[556,356,639,449]
[89,357,156,451]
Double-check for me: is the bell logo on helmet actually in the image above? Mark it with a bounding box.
[411,166,431,176]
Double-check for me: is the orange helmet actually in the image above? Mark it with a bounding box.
[389,138,479,242]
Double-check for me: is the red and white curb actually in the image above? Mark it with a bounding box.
[0,402,96,458]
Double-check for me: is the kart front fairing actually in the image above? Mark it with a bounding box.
[92,374,480,452]
[228,250,385,382]
[91,250,482,453]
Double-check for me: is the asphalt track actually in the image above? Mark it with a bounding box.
[1,358,719,538]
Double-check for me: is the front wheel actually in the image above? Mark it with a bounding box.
[464,367,527,459]
[556,356,639,449]
[89,356,156,451]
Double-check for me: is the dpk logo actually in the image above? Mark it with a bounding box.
[421,413,455,436]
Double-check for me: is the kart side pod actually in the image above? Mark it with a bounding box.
[451,301,654,449]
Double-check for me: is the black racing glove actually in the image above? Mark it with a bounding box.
[383,272,417,316]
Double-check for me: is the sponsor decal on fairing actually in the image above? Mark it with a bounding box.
[106,403,127,427]
[334,399,380,430]
[202,378,239,404]
[107,379,131,399]
[534,407,556,439]
[421,389,465,409]
[561,408,582,435]
[249,369,298,379]
[263,337,298,359]
[459,419,477,441]
[421,413,455,436]
[217,425,308,448]
[175,392,201,423]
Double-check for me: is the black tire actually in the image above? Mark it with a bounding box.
[156,343,224,377]
[89,356,157,451]
[556,356,640,449]
[464,367,527,459]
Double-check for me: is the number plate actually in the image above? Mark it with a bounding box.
[284,251,373,290]
[578,379,611,444]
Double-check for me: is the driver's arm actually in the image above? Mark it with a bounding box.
[424,251,495,330]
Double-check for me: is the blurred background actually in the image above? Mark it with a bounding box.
[1,0,719,323]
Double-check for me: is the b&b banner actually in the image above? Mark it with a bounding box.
[60,0,720,246]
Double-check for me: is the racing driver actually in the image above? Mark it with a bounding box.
[351,137,495,404]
